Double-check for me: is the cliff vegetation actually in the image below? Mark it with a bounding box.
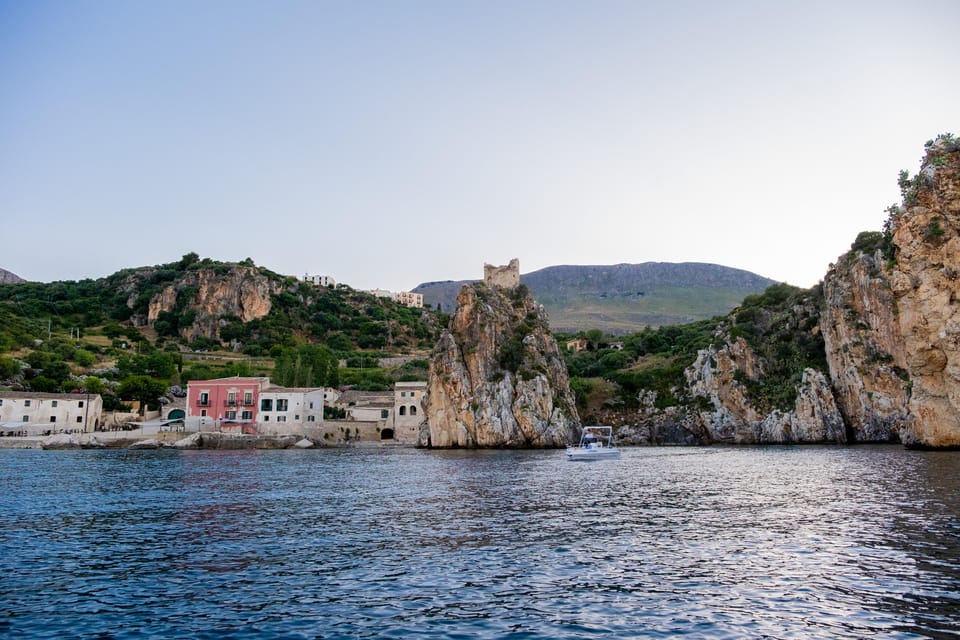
[567,134,960,448]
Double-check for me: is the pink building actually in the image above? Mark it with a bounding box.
[185,377,263,434]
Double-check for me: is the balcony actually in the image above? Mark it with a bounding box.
[197,399,210,407]
[225,400,238,407]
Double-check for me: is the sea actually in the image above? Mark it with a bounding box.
[1,445,958,639]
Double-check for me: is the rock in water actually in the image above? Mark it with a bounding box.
[422,260,580,448]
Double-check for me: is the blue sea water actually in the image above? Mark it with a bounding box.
[0,445,958,639]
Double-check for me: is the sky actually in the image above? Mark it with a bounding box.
[2,0,958,292]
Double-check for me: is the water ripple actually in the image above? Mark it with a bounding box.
[1,446,958,638]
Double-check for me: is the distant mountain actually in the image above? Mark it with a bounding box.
[414,262,777,334]
[0,268,26,284]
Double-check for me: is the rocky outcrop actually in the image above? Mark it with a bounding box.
[146,266,282,341]
[422,262,580,448]
[684,339,845,444]
[821,245,910,442]
[0,267,26,284]
[887,136,960,448]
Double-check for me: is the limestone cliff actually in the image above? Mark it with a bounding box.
[146,266,282,342]
[422,263,580,448]
[684,338,845,444]
[0,268,26,285]
[887,136,960,447]
[593,136,960,449]
[821,241,910,442]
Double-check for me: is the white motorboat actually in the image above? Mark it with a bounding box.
[566,425,621,461]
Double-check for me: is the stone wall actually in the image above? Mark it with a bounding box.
[484,258,520,289]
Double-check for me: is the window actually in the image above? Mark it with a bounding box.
[76,416,83,423]
[260,398,273,411]
[401,391,406,397]
[24,400,31,407]
[309,402,314,409]
[0,399,3,406]
[50,416,56,422]
[22,415,29,422]
[227,392,237,406]
[264,415,270,421]
[381,409,389,419]
[307,415,316,422]
[225,411,237,420]
[52,400,58,407]
[399,406,406,416]
[199,393,209,406]
[294,414,300,420]
[78,401,84,408]
[244,392,253,406]
[276,399,288,412]
[241,410,252,421]
[277,416,286,422]
[410,406,417,416]
[201,409,207,417]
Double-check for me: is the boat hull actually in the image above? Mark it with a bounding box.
[566,447,621,461]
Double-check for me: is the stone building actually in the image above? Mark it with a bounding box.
[394,381,426,441]
[484,258,520,289]
[0,391,103,437]
[394,291,424,308]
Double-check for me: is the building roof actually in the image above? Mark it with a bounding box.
[0,391,103,401]
[336,390,394,407]
[262,385,326,393]
[185,377,268,385]
[395,381,427,388]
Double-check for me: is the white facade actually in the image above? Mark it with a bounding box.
[394,291,424,308]
[258,387,325,436]
[0,392,103,436]
[304,274,336,288]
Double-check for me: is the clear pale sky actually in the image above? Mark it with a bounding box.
[2,1,958,291]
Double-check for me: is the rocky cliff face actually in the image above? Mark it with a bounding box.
[598,137,960,449]
[887,136,960,447]
[422,277,580,448]
[821,245,910,442]
[0,268,26,285]
[684,338,846,444]
[146,266,282,342]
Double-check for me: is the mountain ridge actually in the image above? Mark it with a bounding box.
[414,262,777,334]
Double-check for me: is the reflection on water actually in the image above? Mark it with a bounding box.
[0,446,958,638]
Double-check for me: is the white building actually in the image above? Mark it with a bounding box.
[258,386,325,436]
[0,391,103,436]
[394,291,424,308]
[304,274,336,288]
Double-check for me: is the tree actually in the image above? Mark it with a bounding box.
[117,375,167,416]
[82,377,106,394]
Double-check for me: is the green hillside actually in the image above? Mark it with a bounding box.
[415,262,777,334]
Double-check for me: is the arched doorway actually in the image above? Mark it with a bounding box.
[168,409,185,421]
[380,428,395,440]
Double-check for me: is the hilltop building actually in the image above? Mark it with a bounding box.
[303,274,336,288]
[394,291,424,308]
